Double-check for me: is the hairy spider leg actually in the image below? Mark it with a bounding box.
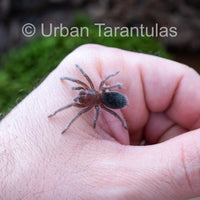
[75,64,95,89]
[101,104,128,130]
[99,71,120,91]
[102,83,122,92]
[61,106,93,134]
[71,86,85,90]
[93,105,100,128]
[60,77,89,89]
[73,95,81,102]
[48,103,86,118]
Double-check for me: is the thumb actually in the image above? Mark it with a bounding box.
[94,129,200,200]
[123,129,200,200]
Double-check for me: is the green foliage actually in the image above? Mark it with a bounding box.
[0,13,171,118]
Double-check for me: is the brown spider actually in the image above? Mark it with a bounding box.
[48,64,128,134]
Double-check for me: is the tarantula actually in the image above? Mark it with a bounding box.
[48,64,128,134]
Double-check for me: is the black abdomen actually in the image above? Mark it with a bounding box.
[101,91,127,109]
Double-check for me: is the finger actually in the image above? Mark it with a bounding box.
[166,70,200,130]
[144,112,188,144]
[55,45,132,144]
[119,51,200,144]
[158,124,187,142]
[63,44,148,144]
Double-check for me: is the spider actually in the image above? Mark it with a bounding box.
[48,64,128,134]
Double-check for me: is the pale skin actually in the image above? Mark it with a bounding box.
[0,44,200,200]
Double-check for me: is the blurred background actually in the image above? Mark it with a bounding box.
[0,0,200,117]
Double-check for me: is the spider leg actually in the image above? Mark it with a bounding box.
[48,103,85,118]
[101,105,128,130]
[60,77,89,89]
[73,95,81,102]
[75,64,95,89]
[102,83,122,92]
[93,105,100,128]
[71,86,85,90]
[99,71,120,90]
[61,106,93,134]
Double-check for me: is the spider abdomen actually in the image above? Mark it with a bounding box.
[101,91,127,109]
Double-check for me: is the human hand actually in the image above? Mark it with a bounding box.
[1,44,200,200]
